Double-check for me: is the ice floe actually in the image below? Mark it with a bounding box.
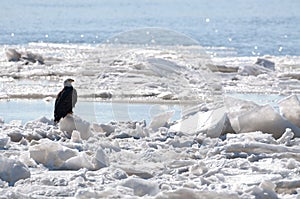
[1,94,300,198]
[1,44,300,100]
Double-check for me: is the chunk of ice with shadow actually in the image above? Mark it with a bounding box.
[255,58,275,70]
[225,96,259,133]
[29,139,109,170]
[120,176,159,197]
[29,140,78,169]
[236,105,300,138]
[225,96,300,138]
[278,95,300,128]
[238,64,273,76]
[170,107,232,137]
[149,111,174,132]
[0,156,30,186]
[0,137,9,148]
[59,114,92,140]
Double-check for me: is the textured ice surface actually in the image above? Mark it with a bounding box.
[278,95,300,128]
[120,176,160,197]
[2,44,300,198]
[238,64,273,76]
[0,44,218,104]
[29,139,108,170]
[59,114,92,140]
[0,156,30,186]
[225,96,300,138]
[0,136,9,148]
[1,108,300,198]
[149,111,174,132]
[1,44,300,100]
[235,104,300,138]
[170,107,230,137]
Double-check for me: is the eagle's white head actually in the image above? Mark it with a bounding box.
[64,78,75,87]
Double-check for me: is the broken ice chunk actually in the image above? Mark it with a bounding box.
[149,111,174,132]
[0,156,30,186]
[236,105,300,138]
[278,95,300,128]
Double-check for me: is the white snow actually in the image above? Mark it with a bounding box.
[0,101,300,198]
[2,44,300,198]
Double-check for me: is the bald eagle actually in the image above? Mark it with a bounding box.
[54,79,77,123]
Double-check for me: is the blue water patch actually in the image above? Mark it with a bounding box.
[0,99,182,124]
[0,93,288,124]
[0,0,299,56]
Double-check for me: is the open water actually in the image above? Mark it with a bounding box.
[0,99,182,124]
[0,0,299,123]
[0,0,299,56]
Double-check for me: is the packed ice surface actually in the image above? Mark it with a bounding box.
[0,43,227,103]
[29,139,109,170]
[2,43,300,198]
[1,95,300,198]
[1,43,300,102]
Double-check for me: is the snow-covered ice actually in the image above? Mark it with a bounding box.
[1,95,300,198]
[2,43,300,198]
